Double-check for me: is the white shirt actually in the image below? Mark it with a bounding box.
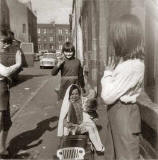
[0,50,21,78]
[101,59,145,105]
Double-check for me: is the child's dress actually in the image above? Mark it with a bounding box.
[51,58,84,100]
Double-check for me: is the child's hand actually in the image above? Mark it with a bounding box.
[56,59,64,67]
[92,117,98,122]
[104,56,115,71]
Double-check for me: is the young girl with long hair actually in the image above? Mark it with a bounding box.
[101,14,145,159]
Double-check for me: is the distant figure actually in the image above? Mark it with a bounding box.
[101,14,145,159]
[0,28,22,156]
[51,42,85,100]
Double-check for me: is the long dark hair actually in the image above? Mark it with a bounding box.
[69,84,81,100]
[110,14,144,60]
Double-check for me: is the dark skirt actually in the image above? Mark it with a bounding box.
[0,80,12,131]
[59,77,78,100]
[1,107,12,131]
[0,80,9,111]
[108,101,141,160]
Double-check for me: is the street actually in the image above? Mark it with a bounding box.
[7,62,60,159]
[5,62,108,160]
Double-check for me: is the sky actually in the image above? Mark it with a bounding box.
[19,0,73,24]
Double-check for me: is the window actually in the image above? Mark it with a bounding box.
[44,44,47,49]
[44,38,47,42]
[43,53,56,58]
[51,29,54,34]
[38,28,40,34]
[65,29,68,34]
[38,44,41,50]
[59,35,62,42]
[59,45,62,50]
[44,28,47,34]
[58,29,62,34]
[22,24,26,33]
[65,35,69,41]
[38,38,41,42]
[50,37,53,42]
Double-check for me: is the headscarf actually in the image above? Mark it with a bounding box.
[57,84,79,137]
[57,84,97,137]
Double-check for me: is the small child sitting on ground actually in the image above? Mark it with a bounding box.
[83,98,98,121]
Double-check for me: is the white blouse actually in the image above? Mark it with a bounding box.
[0,50,21,78]
[101,59,145,105]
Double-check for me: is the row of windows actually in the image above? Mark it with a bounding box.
[38,28,69,35]
[38,36,69,42]
[38,44,63,50]
[38,37,53,42]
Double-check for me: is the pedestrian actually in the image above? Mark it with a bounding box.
[57,84,105,152]
[101,14,145,159]
[0,29,22,156]
[51,41,85,100]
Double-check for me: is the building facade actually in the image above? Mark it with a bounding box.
[0,0,9,30]
[71,0,158,158]
[6,0,38,53]
[37,23,71,52]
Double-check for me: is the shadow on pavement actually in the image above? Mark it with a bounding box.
[10,74,48,88]
[7,116,58,158]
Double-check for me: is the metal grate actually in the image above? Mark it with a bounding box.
[57,147,85,160]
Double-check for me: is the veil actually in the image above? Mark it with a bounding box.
[57,84,78,137]
[57,84,95,137]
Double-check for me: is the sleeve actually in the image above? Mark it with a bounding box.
[51,64,62,75]
[0,63,21,77]
[101,62,144,105]
[78,62,85,88]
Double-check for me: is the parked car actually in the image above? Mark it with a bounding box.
[40,53,57,69]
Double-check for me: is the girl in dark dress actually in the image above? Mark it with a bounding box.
[51,42,85,100]
[0,29,22,155]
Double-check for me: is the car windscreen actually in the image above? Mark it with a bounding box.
[43,54,56,58]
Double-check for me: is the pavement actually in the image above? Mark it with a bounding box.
[3,62,59,159]
[9,63,51,117]
[7,77,60,159]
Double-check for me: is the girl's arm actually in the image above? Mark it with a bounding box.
[0,50,22,77]
[51,61,63,75]
[101,61,144,105]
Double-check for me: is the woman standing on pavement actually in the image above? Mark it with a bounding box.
[101,14,145,159]
[0,29,22,156]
